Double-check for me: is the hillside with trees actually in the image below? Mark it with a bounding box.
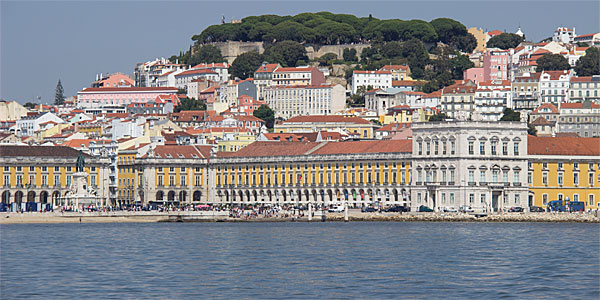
[190,13,475,52]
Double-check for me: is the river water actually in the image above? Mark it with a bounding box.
[1,222,598,299]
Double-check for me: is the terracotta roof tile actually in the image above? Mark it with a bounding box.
[311,140,412,155]
[282,115,371,125]
[528,136,599,156]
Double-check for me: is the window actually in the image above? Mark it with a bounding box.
[514,194,520,205]
[469,193,474,204]
[417,193,421,203]
[558,173,563,185]
[513,171,519,184]
[503,171,508,183]
[502,142,508,155]
[451,141,455,155]
[442,141,447,154]
[491,141,497,155]
[542,172,548,185]
[54,175,60,187]
[480,193,486,205]
[169,175,175,186]
[158,175,163,186]
[513,143,519,155]
[418,142,422,155]
[450,170,455,183]
[468,170,474,183]
[479,142,485,155]
[434,141,439,155]
[450,193,454,204]
[542,162,548,169]
[195,175,201,186]
[589,173,594,185]
[558,162,563,169]
[528,172,532,184]
[573,194,579,202]
[589,194,595,206]
[542,194,548,205]
[574,162,579,169]
[30,166,35,172]
[573,173,579,185]
[181,175,186,186]
[468,141,474,155]
[441,193,446,204]
[480,170,485,183]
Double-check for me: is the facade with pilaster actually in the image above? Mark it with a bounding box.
[0,146,110,211]
[410,120,529,213]
[211,141,412,208]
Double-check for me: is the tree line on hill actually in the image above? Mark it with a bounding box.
[190,13,477,53]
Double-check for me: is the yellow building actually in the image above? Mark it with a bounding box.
[217,133,256,152]
[0,145,109,211]
[117,148,138,206]
[528,136,600,210]
[136,145,212,206]
[468,27,487,52]
[380,65,412,81]
[213,140,412,208]
[275,115,376,139]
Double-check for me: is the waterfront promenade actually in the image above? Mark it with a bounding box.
[1,210,598,224]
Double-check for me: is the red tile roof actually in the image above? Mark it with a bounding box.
[220,141,320,157]
[274,67,313,72]
[149,145,212,159]
[255,64,279,73]
[487,30,503,36]
[381,65,409,71]
[192,63,229,69]
[542,70,570,81]
[528,136,600,156]
[353,70,392,75]
[560,102,600,109]
[570,76,595,82]
[311,140,412,155]
[530,117,553,126]
[79,87,177,93]
[376,122,412,132]
[176,69,218,77]
[392,80,424,86]
[532,103,559,114]
[282,115,371,125]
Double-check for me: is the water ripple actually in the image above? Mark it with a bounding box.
[1,222,598,299]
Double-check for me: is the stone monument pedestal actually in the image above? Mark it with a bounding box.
[67,172,97,211]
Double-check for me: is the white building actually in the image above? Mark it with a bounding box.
[411,120,529,213]
[365,89,406,116]
[352,70,393,94]
[264,84,346,119]
[474,88,512,121]
[190,63,229,83]
[272,66,325,87]
[440,82,477,119]
[539,70,571,105]
[553,27,576,44]
[14,112,65,137]
[175,69,220,91]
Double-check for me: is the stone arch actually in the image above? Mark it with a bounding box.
[179,191,187,203]
[156,191,164,201]
[39,191,49,204]
[2,191,10,204]
[193,190,202,202]
[52,191,60,205]
[167,191,176,202]
[14,191,23,204]
[27,191,36,203]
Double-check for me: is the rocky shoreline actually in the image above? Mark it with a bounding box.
[1,211,598,224]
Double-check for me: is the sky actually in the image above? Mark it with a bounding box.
[1,0,599,104]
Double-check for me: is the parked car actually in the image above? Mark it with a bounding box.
[361,206,377,212]
[328,205,345,213]
[530,206,544,212]
[508,207,524,212]
[459,206,474,213]
[384,205,408,212]
[443,206,458,212]
[418,205,433,212]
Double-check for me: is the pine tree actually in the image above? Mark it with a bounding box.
[55,80,65,105]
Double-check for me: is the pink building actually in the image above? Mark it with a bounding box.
[77,87,178,108]
[463,67,484,85]
[235,95,265,115]
[483,50,509,81]
[92,73,134,88]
